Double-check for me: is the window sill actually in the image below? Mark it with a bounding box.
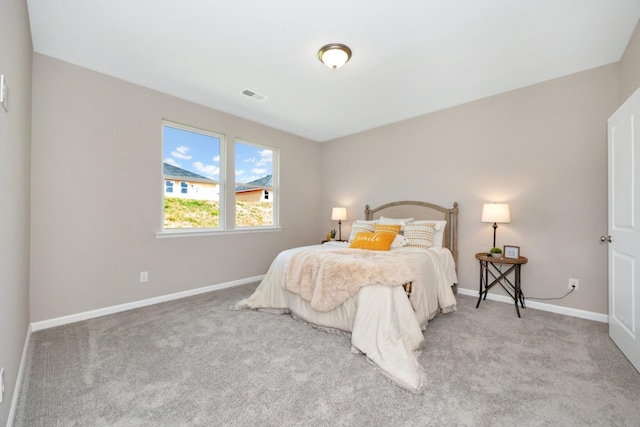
[155,227,283,239]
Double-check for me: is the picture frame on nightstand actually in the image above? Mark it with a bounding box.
[504,245,520,259]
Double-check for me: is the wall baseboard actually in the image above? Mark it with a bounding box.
[31,279,608,331]
[7,324,32,427]
[31,276,264,332]
[456,287,608,323]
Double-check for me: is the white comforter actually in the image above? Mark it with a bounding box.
[232,242,457,393]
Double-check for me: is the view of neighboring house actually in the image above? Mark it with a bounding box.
[163,162,219,201]
[235,175,273,202]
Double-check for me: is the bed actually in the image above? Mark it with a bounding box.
[232,201,459,393]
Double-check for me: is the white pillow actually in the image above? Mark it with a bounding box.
[379,216,414,232]
[404,221,436,249]
[348,220,378,242]
[391,234,407,248]
[429,220,447,248]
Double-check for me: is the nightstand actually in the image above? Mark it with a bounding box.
[475,252,528,318]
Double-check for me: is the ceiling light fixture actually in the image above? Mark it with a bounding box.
[318,43,352,69]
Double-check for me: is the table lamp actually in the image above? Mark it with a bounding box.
[481,203,510,248]
[331,207,347,241]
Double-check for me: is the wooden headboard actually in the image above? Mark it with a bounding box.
[365,200,459,268]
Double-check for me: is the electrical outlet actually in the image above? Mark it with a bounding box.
[568,278,579,290]
[1,367,5,403]
[139,271,149,283]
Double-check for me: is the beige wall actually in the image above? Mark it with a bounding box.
[619,19,640,103]
[30,54,321,322]
[0,0,32,423]
[320,63,620,315]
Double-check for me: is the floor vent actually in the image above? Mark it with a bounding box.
[241,89,267,102]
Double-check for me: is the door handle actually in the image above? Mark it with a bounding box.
[600,235,612,243]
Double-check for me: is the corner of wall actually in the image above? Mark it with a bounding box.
[619,19,640,102]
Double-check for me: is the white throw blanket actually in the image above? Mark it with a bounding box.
[283,248,423,312]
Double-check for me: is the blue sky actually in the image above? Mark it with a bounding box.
[163,124,273,184]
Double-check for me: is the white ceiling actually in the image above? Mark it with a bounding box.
[27,0,640,142]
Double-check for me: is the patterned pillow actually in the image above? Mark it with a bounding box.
[349,231,396,251]
[404,221,437,249]
[348,220,377,242]
[374,223,401,235]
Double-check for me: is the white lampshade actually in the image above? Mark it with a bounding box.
[331,207,347,221]
[318,44,352,69]
[481,203,511,223]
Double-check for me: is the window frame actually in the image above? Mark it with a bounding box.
[234,138,279,230]
[157,122,281,238]
[160,120,225,234]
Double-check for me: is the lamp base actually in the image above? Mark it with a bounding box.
[492,223,498,248]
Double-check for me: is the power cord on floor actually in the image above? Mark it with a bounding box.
[526,285,576,301]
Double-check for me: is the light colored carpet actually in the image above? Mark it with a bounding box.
[14,283,640,426]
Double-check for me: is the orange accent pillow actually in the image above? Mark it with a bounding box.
[349,231,396,251]
[374,224,401,235]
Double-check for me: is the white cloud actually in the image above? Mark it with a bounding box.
[164,158,179,167]
[172,145,192,160]
[193,161,219,177]
[237,147,272,180]
[213,155,220,162]
[256,149,273,166]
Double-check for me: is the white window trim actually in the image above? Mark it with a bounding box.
[234,138,279,228]
[156,227,283,239]
[161,120,225,232]
[159,122,280,237]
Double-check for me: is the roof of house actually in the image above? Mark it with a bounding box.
[235,175,273,193]
[163,163,216,184]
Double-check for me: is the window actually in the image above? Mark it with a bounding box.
[162,122,222,230]
[161,122,278,233]
[235,140,277,227]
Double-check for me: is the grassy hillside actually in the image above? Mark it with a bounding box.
[164,198,272,228]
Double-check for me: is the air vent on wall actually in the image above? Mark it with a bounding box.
[241,89,268,102]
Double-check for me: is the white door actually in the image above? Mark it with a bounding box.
[608,87,640,372]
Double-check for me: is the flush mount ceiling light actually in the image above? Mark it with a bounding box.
[318,43,352,69]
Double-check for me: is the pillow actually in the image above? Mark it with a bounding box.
[348,220,378,242]
[379,216,414,232]
[404,221,437,249]
[349,231,396,251]
[429,220,447,248]
[374,223,401,235]
[391,234,407,248]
